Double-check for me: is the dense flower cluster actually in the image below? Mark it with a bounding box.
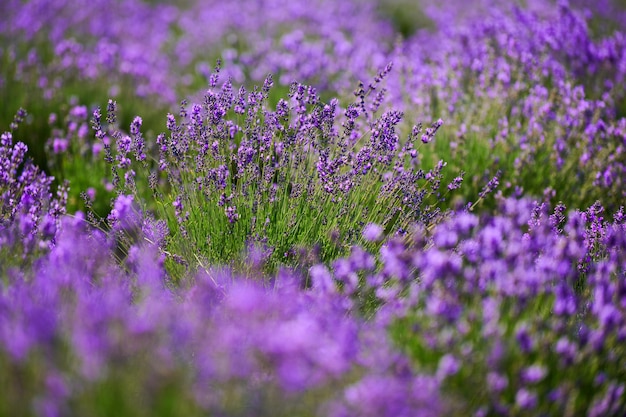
[2,192,625,415]
[382,197,626,416]
[0,0,179,102]
[93,66,453,274]
[174,0,394,91]
[0,204,441,417]
[0,110,66,265]
[385,0,626,209]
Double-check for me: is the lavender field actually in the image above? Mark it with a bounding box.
[1,0,626,416]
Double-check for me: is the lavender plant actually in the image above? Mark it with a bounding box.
[95,67,457,277]
[12,0,626,217]
[3,193,625,416]
[44,103,114,215]
[1,0,394,176]
[0,110,67,270]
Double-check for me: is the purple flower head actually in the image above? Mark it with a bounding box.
[362,223,384,242]
[521,365,547,384]
[487,372,508,393]
[478,171,501,200]
[108,194,141,230]
[433,225,459,249]
[39,214,57,241]
[52,138,68,154]
[106,100,117,125]
[332,258,359,294]
[309,264,336,294]
[225,205,239,224]
[554,337,577,364]
[69,105,88,120]
[348,246,376,271]
[166,113,177,131]
[436,354,460,380]
[515,324,534,353]
[447,175,464,191]
[515,388,537,410]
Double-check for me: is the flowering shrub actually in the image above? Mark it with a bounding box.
[91,68,456,276]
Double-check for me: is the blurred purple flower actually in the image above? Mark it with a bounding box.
[363,223,384,242]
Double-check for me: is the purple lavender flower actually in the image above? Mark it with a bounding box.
[478,171,501,200]
[521,365,547,384]
[515,388,538,410]
[225,205,239,224]
[436,354,460,380]
[447,175,464,191]
[107,194,140,231]
[363,223,384,242]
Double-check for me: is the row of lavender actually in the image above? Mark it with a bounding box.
[3,121,626,415]
[4,0,625,215]
[2,0,626,416]
[4,0,625,107]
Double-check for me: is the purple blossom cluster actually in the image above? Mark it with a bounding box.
[0,203,441,417]
[5,0,626,212]
[172,0,394,91]
[3,191,625,415]
[1,0,393,107]
[98,66,455,271]
[385,0,626,207]
[399,0,626,104]
[1,0,179,102]
[364,197,626,416]
[0,111,66,264]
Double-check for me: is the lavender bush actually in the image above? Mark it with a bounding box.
[90,67,456,277]
[35,0,626,216]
